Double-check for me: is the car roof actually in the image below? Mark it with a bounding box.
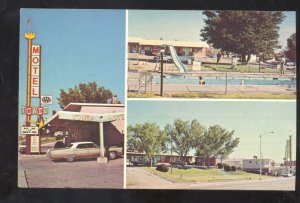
[70,141,95,145]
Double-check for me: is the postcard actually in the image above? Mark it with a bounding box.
[18,9,296,191]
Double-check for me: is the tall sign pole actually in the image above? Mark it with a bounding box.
[25,18,35,154]
[25,18,35,126]
[23,18,43,154]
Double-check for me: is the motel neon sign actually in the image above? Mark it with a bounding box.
[31,45,41,97]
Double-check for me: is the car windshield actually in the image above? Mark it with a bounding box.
[67,143,74,148]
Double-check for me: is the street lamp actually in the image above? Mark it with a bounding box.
[160,46,165,96]
[259,131,274,180]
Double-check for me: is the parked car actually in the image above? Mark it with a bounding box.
[46,141,123,162]
[130,159,157,166]
[18,144,26,154]
[170,160,187,167]
[153,54,173,63]
[285,61,295,66]
[18,140,26,154]
[282,172,293,177]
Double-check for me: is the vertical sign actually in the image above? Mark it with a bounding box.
[30,135,40,153]
[31,45,40,97]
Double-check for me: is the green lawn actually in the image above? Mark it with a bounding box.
[127,92,162,98]
[145,167,273,183]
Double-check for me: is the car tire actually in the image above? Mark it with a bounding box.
[66,156,75,162]
[109,151,117,160]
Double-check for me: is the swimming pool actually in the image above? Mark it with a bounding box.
[153,75,296,86]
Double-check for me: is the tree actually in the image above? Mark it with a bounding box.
[57,82,114,109]
[201,11,285,63]
[127,122,166,167]
[285,33,296,61]
[164,119,205,162]
[195,125,239,167]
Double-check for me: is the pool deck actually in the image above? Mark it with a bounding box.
[127,71,296,96]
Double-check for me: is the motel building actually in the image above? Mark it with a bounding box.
[42,103,124,162]
[127,152,195,165]
[127,151,219,167]
[242,158,275,174]
[128,37,208,58]
[195,156,220,166]
[223,159,243,169]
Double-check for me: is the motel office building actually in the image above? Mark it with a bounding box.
[43,103,125,153]
[128,37,208,57]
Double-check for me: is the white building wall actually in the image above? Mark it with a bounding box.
[243,159,272,169]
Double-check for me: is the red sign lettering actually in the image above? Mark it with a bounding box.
[32,66,39,75]
[32,56,39,64]
[32,46,40,54]
[31,86,39,97]
[38,107,43,115]
[26,107,32,115]
[32,77,39,85]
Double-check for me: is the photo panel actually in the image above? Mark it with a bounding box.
[127,10,296,100]
[126,100,296,190]
[18,9,126,188]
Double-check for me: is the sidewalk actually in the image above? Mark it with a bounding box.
[18,162,28,188]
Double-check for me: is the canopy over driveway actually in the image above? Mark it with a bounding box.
[43,103,125,160]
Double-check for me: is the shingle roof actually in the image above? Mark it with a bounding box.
[128,37,208,48]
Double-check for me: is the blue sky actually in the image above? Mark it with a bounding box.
[19,9,125,127]
[128,10,296,49]
[127,100,296,163]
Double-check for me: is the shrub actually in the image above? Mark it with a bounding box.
[55,135,63,140]
[217,163,223,169]
[224,165,231,172]
[231,166,237,171]
[156,164,169,172]
[54,141,66,148]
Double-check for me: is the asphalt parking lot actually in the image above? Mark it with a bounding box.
[18,154,124,188]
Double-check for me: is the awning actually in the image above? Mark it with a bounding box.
[43,111,124,129]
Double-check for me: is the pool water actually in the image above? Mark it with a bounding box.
[153,75,296,86]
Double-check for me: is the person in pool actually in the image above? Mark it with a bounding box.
[199,76,205,85]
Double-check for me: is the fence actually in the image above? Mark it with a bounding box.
[127,71,297,96]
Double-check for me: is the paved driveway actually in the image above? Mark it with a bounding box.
[126,167,188,189]
[19,154,124,188]
[126,167,295,190]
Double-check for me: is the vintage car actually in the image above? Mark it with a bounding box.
[282,172,293,177]
[18,140,26,154]
[18,144,26,154]
[170,160,187,167]
[130,159,157,166]
[46,141,123,162]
